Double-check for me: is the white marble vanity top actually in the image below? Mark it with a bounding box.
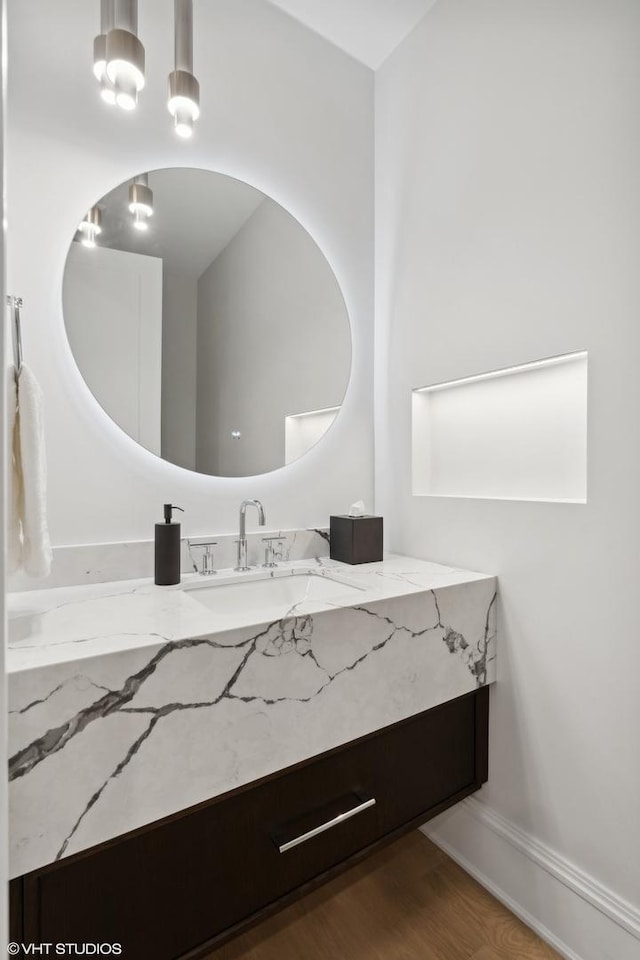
[8,554,497,879]
[7,554,491,672]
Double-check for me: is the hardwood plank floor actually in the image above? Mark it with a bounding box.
[207,832,562,960]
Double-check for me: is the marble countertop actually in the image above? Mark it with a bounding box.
[7,554,492,673]
[8,553,497,878]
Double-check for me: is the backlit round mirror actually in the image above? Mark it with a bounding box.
[62,168,351,477]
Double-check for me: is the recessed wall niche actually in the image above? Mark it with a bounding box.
[412,352,588,503]
[285,406,340,464]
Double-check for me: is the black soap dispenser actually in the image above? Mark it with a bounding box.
[155,504,184,585]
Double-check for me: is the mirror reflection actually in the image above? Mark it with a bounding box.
[63,168,351,477]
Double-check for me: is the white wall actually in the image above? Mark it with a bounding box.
[0,0,8,948]
[6,0,373,544]
[196,198,351,476]
[376,1,640,956]
[162,270,197,471]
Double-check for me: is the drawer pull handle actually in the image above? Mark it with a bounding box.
[278,797,376,853]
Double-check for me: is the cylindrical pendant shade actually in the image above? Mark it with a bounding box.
[128,179,153,217]
[105,29,145,90]
[80,206,102,232]
[93,33,106,80]
[129,175,153,230]
[93,0,114,81]
[78,206,102,248]
[106,0,145,110]
[168,69,200,114]
[168,0,199,137]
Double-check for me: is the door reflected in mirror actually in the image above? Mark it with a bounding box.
[63,168,351,477]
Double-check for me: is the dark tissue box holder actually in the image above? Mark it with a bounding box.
[330,515,383,565]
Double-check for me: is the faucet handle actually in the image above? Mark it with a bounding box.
[186,540,218,576]
[202,543,217,576]
[262,538,279,568]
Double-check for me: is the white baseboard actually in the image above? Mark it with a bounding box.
[421,796,640,960]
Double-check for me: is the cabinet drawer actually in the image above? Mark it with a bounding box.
[15,689,488,960]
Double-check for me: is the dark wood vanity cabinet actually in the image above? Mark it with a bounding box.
[10,687,489,960]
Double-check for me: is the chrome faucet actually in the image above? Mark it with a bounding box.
[235,499,266,571]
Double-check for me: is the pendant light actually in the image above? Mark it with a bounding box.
[93,0,116,105]
[106,0,146,111]
[78,206,102,248]
[128,174,153,231]
[168,0,200,138]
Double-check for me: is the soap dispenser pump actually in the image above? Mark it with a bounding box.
[155,504,184,586]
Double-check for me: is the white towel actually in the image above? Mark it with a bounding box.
[10,363,52,577]
[7,368,22,573]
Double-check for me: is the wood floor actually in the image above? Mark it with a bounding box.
[207,831,562,960]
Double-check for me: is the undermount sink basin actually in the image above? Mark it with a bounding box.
[183,569,365,618]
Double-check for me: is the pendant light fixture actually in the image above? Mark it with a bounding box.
[93,0,116,105]
[128,174,153,231]
[78,206,102,248]
[106,0,146,111]
[168,0,200,138]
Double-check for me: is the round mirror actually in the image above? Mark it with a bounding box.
[62,168,351,477]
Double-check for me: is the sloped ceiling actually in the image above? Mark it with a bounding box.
[266,0,438,69]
